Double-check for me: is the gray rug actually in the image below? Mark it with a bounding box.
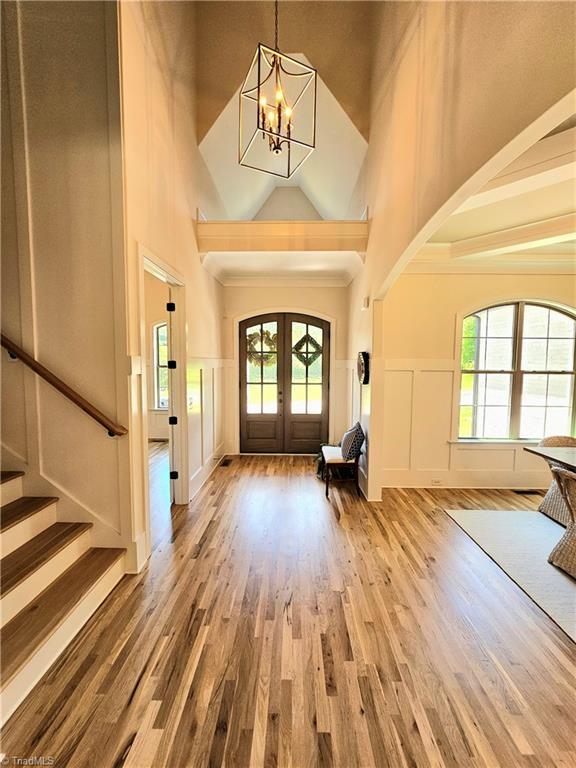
[445,509,575,641]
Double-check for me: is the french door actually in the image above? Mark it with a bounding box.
[240,313,330,453]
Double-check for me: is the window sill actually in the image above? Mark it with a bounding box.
[449,439,540,445]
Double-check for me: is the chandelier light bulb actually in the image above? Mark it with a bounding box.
[259,96,267,107]
[268,110,276,124]
[285,106,292,119]
[275,90,283,102]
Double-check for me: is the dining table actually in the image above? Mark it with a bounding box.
[523,445,576,471]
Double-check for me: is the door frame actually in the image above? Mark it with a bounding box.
[232,307,337,454]
[138,245,189,561]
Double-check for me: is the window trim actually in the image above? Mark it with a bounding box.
[456,300,576,440]
[153,321,169,410]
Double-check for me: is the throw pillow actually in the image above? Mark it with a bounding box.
[341,422,365,460]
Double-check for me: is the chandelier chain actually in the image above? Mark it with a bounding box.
[274,0,279,50]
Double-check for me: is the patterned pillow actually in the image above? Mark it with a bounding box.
[341,422,365,460]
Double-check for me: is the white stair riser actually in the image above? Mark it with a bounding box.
[1,504,57,558]
[0,478,23,506]
[0,554,125,726]
[0,529,92,628]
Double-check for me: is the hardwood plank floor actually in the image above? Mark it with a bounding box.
[1,456,575,767]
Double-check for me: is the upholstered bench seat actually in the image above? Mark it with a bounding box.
[321,446,356,464]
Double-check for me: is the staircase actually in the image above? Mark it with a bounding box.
[0,470,126,725]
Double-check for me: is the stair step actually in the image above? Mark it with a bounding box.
[1,547,125,689]
[0,471,24,485]
[1,522,93,597]
[1,497,59,533]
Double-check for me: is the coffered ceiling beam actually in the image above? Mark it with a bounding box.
[450,213,576,259]
[455,127,576,213]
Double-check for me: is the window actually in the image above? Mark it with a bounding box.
[153,323,169,409]
[459,303,576,439]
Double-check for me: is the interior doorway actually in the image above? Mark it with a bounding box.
[240,313,330,453]
[141,257,188,553]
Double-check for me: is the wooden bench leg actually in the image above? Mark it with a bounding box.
[325,464,330,498]
[354,459,361,496]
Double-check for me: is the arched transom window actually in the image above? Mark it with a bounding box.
[459,302,576,439]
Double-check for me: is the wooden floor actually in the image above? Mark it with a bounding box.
[2,456,575,767]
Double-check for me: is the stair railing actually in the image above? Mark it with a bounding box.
[1,334,128,437]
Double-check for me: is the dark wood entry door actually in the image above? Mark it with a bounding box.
[240,313,330,453]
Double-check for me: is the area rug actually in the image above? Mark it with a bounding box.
[445,509,575,641]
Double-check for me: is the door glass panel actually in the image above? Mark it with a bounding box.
[292,322,307,348]
[308,354,322,383]
[262,322,277,351]
[292,357,306,382]
[262,384,277,413]
[307,384,322,414]
[291,384,306,413]
[247,355,261,383]
[246,324,263,351]
[263,356,277,382]
[246,384,262,414]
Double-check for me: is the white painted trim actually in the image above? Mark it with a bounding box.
[0,476,23,506]
[231,307,339,454]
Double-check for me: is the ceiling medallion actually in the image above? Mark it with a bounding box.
[238,0,317,179]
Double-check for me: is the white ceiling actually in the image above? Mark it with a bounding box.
[198,53,367,221]
[202,250,362,286]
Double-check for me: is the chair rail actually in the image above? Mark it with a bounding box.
[1,334,128,437]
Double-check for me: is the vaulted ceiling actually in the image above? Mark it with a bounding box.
[194,1,377,142]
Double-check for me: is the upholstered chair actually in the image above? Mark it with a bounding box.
[537,436,576,527]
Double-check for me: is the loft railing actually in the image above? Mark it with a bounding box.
[1,334,128,437]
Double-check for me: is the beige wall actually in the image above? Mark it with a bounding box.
[143,272,170,440]
[1,2,132,550]
[221,284,354,450]
[346,1,576,497]
[372,271,576,491]
[119,1,227,559]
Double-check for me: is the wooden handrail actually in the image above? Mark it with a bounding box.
[1,334,128,437]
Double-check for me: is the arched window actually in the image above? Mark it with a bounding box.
[459,302,576,439]
[153,322,169,409]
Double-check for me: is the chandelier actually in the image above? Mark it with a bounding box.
[238,0,317,178]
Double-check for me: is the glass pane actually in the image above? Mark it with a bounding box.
[262,322,277,352]
[291,385,306,414]
[483,407,509,438]
[463,315,478,338]
[292,322,307,350]
[521,339,547,370]
[292,356,306,382]
[549,309,575,338]
[156,325,168,366]
[157,367,169,408]
[485,338,513,370]
[487,305,515,337]
[262,384,277,413]
[461,336,480,370]
[262,354,277,383]
[247,384,261,414]
[547,375,573,407]
[476,337,488,369]
[308,354,322,383]
[484,374,511,406]
[246,324,263,353]
[547,339,574,371]
[459,406,473,437]
[545,408,571,436]
[519,407,545,439]
[307,384,322,414]
[522,374,547,407]
[460,373,476,405]
[309,325,323,347]
[523,305,549,337]
[247,354,262,383]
